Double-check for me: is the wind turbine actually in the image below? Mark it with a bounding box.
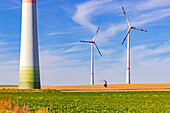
[80,27,102,85]
[121,6,147,84]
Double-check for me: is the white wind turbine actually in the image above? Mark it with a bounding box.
[80,27,102,85]
[122,6,147,84]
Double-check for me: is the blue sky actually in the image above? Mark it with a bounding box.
[0,0,170,85]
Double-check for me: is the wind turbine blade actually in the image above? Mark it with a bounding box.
[93,27,100,41]
[122,6,130,27]
[132,27,147,32]
[94,43,102,57]
[122,29,131,45]
[80,41,93,43]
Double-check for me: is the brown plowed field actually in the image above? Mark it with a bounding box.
[42,83,170,92]
[0,83,169,92]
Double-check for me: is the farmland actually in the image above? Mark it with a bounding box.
[1,83,170,92]
[0,85,18,87]
[0,91,169,112]
[42,83,170,92]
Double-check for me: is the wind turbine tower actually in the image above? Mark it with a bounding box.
[19,0,41,89]
[80,27,102,85]
[122,6,147,84]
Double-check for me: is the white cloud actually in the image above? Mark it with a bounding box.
[0,41,8,45]
[132,8,170,26]
[100,49,115,55]
[0,60,19,85]
[40,50,90,85]
[72,0,170,44]
[47,31,79,36]
[72,0,114,31]
[62,46,85,53]
[135,0,170,11]
[0,0,21,11]
[131,42,170,60]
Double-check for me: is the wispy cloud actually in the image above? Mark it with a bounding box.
[100,49,115,55]
[135,0,170,11]
[0,41,8,45]
[0,60,19,85]
[72,0,170,43]
[131,41,170,60]
[0,0,21,11]
[132,8,170,26]
[62,46,85,53]
[72,0,114,31]
[47,31,79,36]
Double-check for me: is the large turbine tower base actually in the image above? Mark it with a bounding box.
[19,67,40,89]
[19,0,41,89]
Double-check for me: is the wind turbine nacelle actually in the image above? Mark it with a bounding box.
[127,26,131,29]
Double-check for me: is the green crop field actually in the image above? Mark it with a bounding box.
[0,85,18,87]
[0,91,169,112]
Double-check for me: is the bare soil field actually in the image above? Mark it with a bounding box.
[42,83,170,92]
[0,83,169,92]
